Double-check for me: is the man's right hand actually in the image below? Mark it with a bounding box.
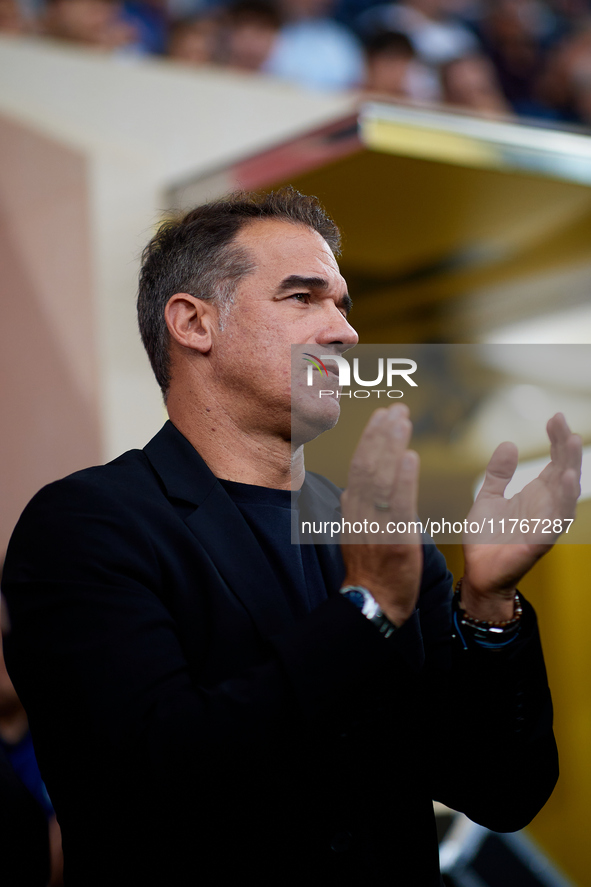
[340,405,422,628]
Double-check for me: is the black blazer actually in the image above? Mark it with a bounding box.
[2,421,558,886]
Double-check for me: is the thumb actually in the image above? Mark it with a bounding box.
[478,441,518,499]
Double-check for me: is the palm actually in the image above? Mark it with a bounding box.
[463,414,582,595]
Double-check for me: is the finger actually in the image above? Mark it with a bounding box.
[561,467,582,505]
[348,405,410,498]
[389,450,420,527]
[540,417,582,500]
[547,413,582,473]
[347,409,389,495]
[477,441,519,499]
[371,408,413,504]
[539,437,583,485]
[547,413,569,468]
[569,434,583,478]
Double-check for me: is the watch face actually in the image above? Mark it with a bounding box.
[344,590,366,610]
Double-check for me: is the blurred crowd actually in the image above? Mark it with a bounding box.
[3,0,591,124]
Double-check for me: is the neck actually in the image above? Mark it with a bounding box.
[167,387,306,490]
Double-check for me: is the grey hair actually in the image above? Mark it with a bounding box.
[137,187,341,396]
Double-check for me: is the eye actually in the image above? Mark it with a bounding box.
[289,293,311,304]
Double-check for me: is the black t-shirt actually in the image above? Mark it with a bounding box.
[220,480,328,619]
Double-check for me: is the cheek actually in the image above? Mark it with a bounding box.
[218,308,298,394]
[218,339,292,402]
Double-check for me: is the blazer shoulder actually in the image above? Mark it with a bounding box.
[23,448,160,514]
[4,449,167,590]
[6,450,164,563]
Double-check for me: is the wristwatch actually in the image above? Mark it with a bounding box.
[339,585,398,639]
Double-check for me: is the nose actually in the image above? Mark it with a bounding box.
[316,304,359,349]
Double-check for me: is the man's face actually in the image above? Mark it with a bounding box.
[209,218,358,444]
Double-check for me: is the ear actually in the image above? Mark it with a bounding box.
[165,293,218,354]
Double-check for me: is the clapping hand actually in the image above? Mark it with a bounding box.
[461,413,582,621]
[340,405,422,628]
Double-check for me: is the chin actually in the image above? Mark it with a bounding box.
[291,393,341,445]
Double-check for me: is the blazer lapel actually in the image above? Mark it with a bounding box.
[184,487,296,638]
[144,421,294,638]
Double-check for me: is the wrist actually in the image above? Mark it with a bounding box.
[453,580,522,649]
[459,576,516,622]
[339,585,402,637]
[342,575,415,627]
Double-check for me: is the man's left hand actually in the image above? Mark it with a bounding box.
[461,413,582,622]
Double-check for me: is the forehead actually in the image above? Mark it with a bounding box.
[234,218,342,282]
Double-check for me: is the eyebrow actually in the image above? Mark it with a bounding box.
[277,275,353,316]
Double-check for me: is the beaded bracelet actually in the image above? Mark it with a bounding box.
[454,578,522,627]
[453,578,522,649]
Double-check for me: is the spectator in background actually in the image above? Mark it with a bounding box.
[167,2,280,73]
[168,12,218,65]
[362,29,438,100]
[537,19,591,123]
[262,0,365,90]
[570,54,591,125]
[42,0,140,52]
[219,0,281,72]
[0,0,31,33]
[120,0,169,54]
[0,590,63,887]
[13,0,591,128]
[476,0,552,116]
[441,52,513,115]
[358,0,480,68]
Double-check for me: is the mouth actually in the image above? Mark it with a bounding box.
[302,352,340,381]
[322,358,342,382]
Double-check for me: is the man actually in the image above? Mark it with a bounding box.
[2,188,581,886]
